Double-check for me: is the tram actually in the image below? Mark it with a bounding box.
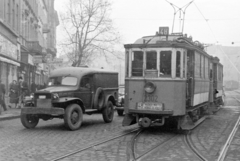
[122,27,224,130]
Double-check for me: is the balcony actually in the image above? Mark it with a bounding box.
[26,41,43,54]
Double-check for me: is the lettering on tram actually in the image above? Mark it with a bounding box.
[122,26,224,130]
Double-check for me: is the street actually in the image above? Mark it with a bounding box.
[0,90,240,161]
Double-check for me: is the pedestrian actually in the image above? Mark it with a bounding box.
[9,80,19,108]
[0,79,7,112]
[30,81,37,94]
[18,76,28,109]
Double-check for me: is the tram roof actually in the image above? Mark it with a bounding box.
[124,34,223,65]
[125,34,212,57]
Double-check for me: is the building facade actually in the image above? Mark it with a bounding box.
[0,0,59,94]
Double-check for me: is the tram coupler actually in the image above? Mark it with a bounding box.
[152,118,165,126]
[139,117,151,128]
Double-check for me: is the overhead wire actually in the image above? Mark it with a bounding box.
[193,1,240,75]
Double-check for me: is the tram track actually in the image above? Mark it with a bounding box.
[128,128,178,161]
[216,95,240,161]
[184,133,208,161]
[50,127,140,161]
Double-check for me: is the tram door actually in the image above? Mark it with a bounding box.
[186,51,194,106]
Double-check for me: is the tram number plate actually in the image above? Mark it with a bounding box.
[137,102,163,111]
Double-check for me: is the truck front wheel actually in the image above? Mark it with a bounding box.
[21,114,39,129]
[102,101,114,123]
[64,104,83,131]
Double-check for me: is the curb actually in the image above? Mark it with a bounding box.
[0,115,20,121]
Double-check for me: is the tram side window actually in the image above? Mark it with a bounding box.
[205,57,209,79]
[176,51,181,77]
[183,51,186,78]
[201,55,205,78]
[126,51,129,77]
[218,65,222,81]
[146,51,157,70]
[160,51,172,77]
[132,51,143,76]
[195,53,201,78]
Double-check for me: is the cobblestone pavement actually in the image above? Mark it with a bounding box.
[1,91,240,161]
[0,112,137,161]
[224,90,240,161]
[136,91,240,161]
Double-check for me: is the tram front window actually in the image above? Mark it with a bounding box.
[160,51,172,77]
[146,51,157,70]
[132,51,143,76]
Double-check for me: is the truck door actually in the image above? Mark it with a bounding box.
[79,75,93,109]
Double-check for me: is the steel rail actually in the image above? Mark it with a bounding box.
[50,128,140,161]
[129,128,178,161]
[217,96,240,161]
[129,128,144,161]
[184,134,208,161]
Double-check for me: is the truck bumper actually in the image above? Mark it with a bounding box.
[21,107,65,115]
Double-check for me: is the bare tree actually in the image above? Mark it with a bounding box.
[59,0,120,67]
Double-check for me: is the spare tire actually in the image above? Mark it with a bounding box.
[94,87,105,109]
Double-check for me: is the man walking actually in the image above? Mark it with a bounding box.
[18,76,28,108]
[0,79,7,112]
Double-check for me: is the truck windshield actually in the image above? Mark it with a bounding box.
[48,76,78,86]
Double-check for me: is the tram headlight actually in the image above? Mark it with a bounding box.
[144,81,156,93]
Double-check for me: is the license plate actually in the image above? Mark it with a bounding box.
[137,102,163,110]
[38,95,46,99]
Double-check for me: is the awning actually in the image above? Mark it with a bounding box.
[0,56,20,66]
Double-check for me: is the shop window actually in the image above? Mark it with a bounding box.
[160,51,172,77]
[132,51,143,76]
[146,51,157,70]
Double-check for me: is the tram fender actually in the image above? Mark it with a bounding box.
[179,115,194,130]
[122,113,136,126]
[179,115,206,130]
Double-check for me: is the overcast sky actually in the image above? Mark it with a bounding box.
[55,0,240,47]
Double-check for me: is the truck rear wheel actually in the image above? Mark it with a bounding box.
[21,114,39,129]
[64,104,83,131]
[102,101,114,123]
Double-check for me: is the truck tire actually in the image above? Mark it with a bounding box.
[21,114,39,129]
[64,104,83,131]
[102,101,114,123]
[94,87,105,109]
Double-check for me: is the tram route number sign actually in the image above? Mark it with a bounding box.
[137,102,163,111]
[159,27,169,36]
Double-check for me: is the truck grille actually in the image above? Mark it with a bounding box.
[34,93,52,108]
[36,99,52,108]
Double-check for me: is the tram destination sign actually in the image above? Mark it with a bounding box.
[159,27,169,36]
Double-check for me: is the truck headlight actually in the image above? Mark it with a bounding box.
[53,93,59,99]
[144,81,156,93]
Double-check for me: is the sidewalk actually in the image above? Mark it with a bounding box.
[0,108,21,121]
